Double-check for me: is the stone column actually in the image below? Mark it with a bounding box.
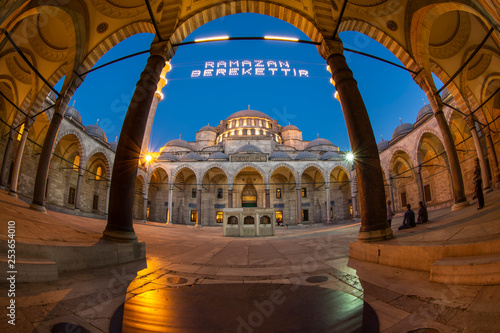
[484,127,500,185]
[168,185,173,224]
[351,176,358,218]
[104,41,174,242]
[105,181,111,215]
[413,73,468,210]
[388,175,395,209]
[265,186,270,208]
[31,79,82,212]
[325,184,331,223]
[321,39,391,241]
[228,187,233,208]
[142,194,148,221]
[9,117,34,197]
[466,117,490,190]
[74,170,84,210]
[296,183,302,224]
[196,187,202,226]
[415,167,425,203]
[0,128,16,189]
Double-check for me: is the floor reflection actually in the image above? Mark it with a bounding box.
[111,283,379,332]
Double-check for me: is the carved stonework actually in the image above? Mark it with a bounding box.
[150,41,175,61]
[5,54,31,85]
[467,53,492,81]
[96,22,109,34]
[318,39,344,60]
[465,116,476,130]
[386,20,398,31]
[91,0,148,19]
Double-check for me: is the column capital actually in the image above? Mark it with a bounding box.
[150,40,175,61]
[465,116,476,130]
[324,182,330,189]
[319,38,344,60]
[412,70,443,111]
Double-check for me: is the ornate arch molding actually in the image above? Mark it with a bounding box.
[200,164,230,183]
[338,19,418,72]
[299,163,327,183]
[53,129,86,165]
[136,173,146,194]
[83,147,113,177]
[78,21,156,74]
[327,165,351,182]
[388,146,417,174]
[269,163,299,183]
[415,129,448,167]
[148,164,170,184]
[229,163,267,185]
[172,164,200,185]
[168,1,323,46]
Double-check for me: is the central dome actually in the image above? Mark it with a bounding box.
[225,109,273,121]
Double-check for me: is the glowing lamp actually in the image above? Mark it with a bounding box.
[145,155,152,162]
[326,65,331,73]
[195,36,229,42]
[345,152,354,162]
[330,77,335,86]
[264,36,299,42]
[334,91,340,101]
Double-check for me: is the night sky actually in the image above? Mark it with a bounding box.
[65,13,431,152]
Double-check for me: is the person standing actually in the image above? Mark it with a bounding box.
[473,158,485,209]
[386,200,394,226]
[417,201,428,224]
[398,204,416,230]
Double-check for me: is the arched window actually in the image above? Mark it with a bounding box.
[73,155,80,172]
[260,215,271,224]
[96,166,102,180]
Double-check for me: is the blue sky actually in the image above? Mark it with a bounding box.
[68,13,430,152]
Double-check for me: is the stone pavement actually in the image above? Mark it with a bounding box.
[0,188,500,332]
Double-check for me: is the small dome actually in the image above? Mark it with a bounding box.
[281,124,299,131]
[320,151,341,160]
[235,144,263,154]
[198,125,217,132]
[180,152,204,161]
[377,140,390,152]
[65,106,82,124]
[306,138,335,150]
[109,142,118,152]
[158,152,178,161]
[164,139,192,150]
[225,110,273,121]
[416,104,433,122]
[269,151,291,160]
[295,151,318,160]
[391,123,414,140]
[85,124,107,142]
[208,152,229,161]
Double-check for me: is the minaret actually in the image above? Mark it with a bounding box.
[141,61,171,154]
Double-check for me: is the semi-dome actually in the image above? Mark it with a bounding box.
[320,151,341,160]
[269,151,291,160]
[306,138,335,150]
[109,141,118,152]
[198,125,217,132]
[85,124,107,142]
[392,123,414,140]
[158,152,178,161]
[416,104,433,122]
[207,152,229,161]
[295,151,318,160]
[235,144,263,154]
[180,152,204,161]
[377,140,390,152]
[65,106,82,124]
[281,124,299,131]
[225,109,273,121]
[164,139,192,150]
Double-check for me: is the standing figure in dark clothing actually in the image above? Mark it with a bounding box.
[417,201,428,224]
[473,158,484,209]
[398,204,416,230]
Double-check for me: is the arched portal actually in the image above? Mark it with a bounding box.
[201,167,229,226]
[232,166,265,208]
[270,165,297,225]
[417,133,453,207]
[300,165,325,224]
[330,167,351,221]
[148,167,169,223]
[389,151,418,213]
[172,167,198,224]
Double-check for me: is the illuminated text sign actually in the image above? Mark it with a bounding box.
[191,60,309,78]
